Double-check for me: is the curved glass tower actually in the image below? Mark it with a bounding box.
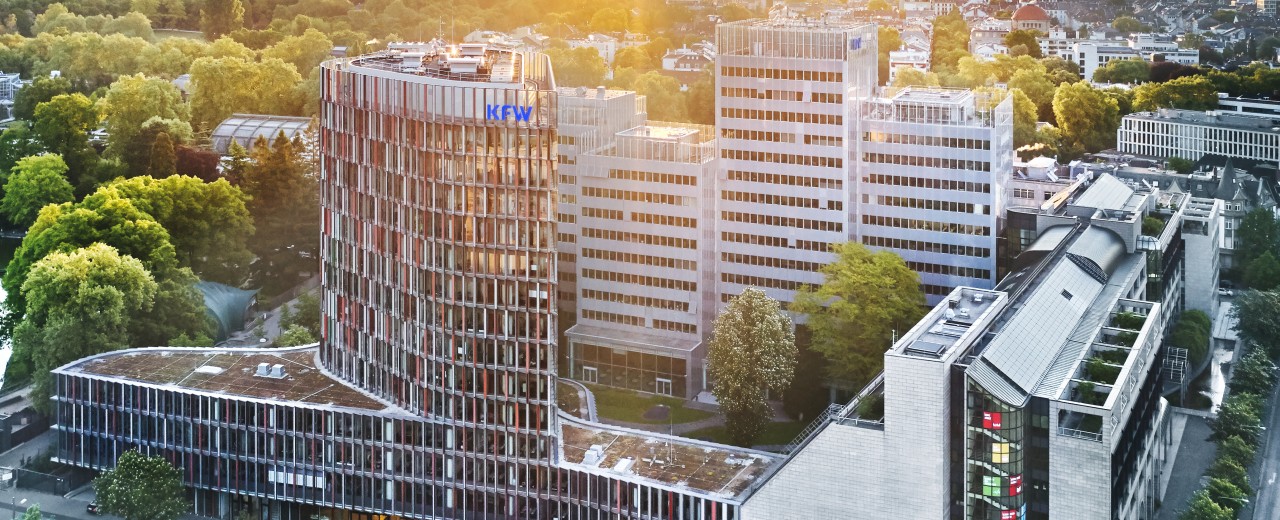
[318,42,559,514]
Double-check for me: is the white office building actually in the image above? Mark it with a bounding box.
[1118,108,1280,164]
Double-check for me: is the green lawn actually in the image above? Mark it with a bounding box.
[155,29,207,42]
[682,421,809,447]
[586,384,714,424]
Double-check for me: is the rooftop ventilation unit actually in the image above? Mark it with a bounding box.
[255,363,270,376]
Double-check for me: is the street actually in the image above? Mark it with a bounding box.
[1245,371,1280,520]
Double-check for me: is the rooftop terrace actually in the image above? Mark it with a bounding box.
[559,415,778,499]
[63,347,391,412]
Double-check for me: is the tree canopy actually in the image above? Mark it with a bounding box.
[708,287,796,446]
[1133,75,1218,112]
[790,242,926,386]
[95,449,188,520]
[1053,82,1119,156]
[1092,58,1149,84]
[100,73,191,170]
[0,153,74,228]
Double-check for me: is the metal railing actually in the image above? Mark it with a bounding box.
[1057,426,1103,442]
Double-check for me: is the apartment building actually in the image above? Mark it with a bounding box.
[1118,108,1280,164]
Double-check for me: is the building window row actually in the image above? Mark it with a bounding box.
[556,212,576,224]
[721,128,796,144]
[1011,188,1037,199]
[720,107,843,126]
[811,92,843,104]
[608,169,698,186]
[631,212,697,228]
[720,272,802,291]
[582,187,693,207]
[924,283,953,296]
[582,207,623,220]
[582,289,689,312]
[863,131,992,150]
[726,169,843,190]
[722,190,841,211]
[582,268,697,292]
[720,231,787,248]
[582,248,696,270]
[720,87,804,102]
[653,319,697,334]
[581,309,644,327]
[557,233,576,244]
[560,272,576,283]
[582,228,697,249]
[905,260,991,280]
[861,214,991,236]
[559,194,577,204]
[876,195,991,215]
[804,134,843,146]
[558,251,576,263]
[863,152,990,172]
[558,154,576,165]
[864,173,992,194]
[722,252,824,273]
[864,235,991,258]
[722,211,843,232]
[721,148,843,168]
[719,66,844,83]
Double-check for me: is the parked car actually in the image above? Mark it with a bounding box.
[1217,288,1234,297]
[87,504,101,515]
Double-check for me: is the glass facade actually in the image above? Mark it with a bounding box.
[966,385,1027,520]
[571,343,689,397]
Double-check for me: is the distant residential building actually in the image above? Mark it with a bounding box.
[1118,108,1280,164]
[888,48,930,82]
[567,33,620,63]
[1260,0,1278,17]
[969,17,1011,60]
[661,43,714,72]
[1217,93,1280,116]
[1039,33,1198,79]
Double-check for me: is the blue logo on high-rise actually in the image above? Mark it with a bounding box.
[850,37,862,50]
[486,104,533,122]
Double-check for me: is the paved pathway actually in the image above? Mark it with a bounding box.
[1157,413,1216,520]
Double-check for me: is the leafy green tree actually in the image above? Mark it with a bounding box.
[791,242,926,386]
[1246,251,1280,291]
[16,243,158,412]
[12,76,73,122]
[1133,76,1218,112]
[1230,348,1278,396]
[19,505,40,520]
[587,7,626,33]
[1204,477,1249,511]
[929,11,970,76]
[188,56,305,130]
[1092,58,1149,84]
[612,46,652,70]
[1235,208,1279,272]
[878,26,902,84]
[282,291,320,337]
[276,323,316,346]
[1211,392,1264,445]
[95,449,188,520]
[260,28,333,76]
[0,123,47,180]
[545,46,606,88]
[1008,68,1057,122]
[1142,216,1164,236]
[102,175,254,284]
[1178,490,1234,520]
[148,132,176,177]
[32,92,99,160]
[1170,310,1211,366]
[1053,82,1119,153]
[891,68,941,88]
[1218,435,1257,468]
[1011,88,1038,148]
[1003,29,1042,58]
[684,71,714,125]
[1111,16,1145,33]
[1207,457,1253,496]
[0,154,74,228]
[1167,156,1195,174]
[242,133,319,291]
[200,0,243,39]
[708,287,796,447]
[1232,290,1280,359]
[627,71,685,122]
[101,74,191,171]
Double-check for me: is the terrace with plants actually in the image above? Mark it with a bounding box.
[1058,303,1155,441]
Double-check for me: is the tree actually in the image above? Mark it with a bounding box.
[1166,156,1194,175]
[101,74,191,171]
[1111,16,1145,33]
[708,288,796,446]
[878,26,902,84]
[276,323,316,346]
[1204,477,1249,511]
[12,75,73,122]
[1235,209,1279,272]
[32,93,99,161]
[545,47,606,88]
[1180,33,1206,50]
[1,154,74,229]
[1218,435,1257,468]
[1053,82,1119,153]
[1142,216,1164,236]
[1178,490,1234,520]
[16,243,158,411]
[1230,348,1277,396]
[95,449,188,520]
[1211,392,1263,445]
[147,132,176,177]
[19,505,40,520]
[1207,457,1253,496]
[260,28,333,76]
[890,68,940,88]
[1011,88,1038,148]
[1092,58,1149,84]
[628,71,686,122]
[588,7,626,33]
[1149,62,1202,83]
[1245,251,1280,291]
[200,0,243,39]
[188,56,304,130]
[1133,76,1217,112]
[684,72,714,125]
[242,132,319,291]
[612,46,651,71]
[1170,310,1211,366]
[102,175,254,284]
[1004,29,1042,58]
[0,123,47,181]
[282,291,320,337]
[791,242,926,386]
[1008,68,1056,122]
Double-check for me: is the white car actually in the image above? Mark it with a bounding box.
[1217,288,1234,297]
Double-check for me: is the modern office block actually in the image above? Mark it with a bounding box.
[566,123,717,399]
[742,174,1182,520]
[52,42,778,520]
[1119,108,1280,164]
[714,16,878,306]
[857,87,1012,300]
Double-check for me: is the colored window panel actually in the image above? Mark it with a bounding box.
[992,442,1009,463]
[984,411,1002,429]
[983,475,1001,496]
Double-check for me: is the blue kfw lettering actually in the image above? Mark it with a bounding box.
[486,104,534,122]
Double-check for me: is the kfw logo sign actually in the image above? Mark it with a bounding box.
[486,104,533,122]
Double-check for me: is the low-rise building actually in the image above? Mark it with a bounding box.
[1118,108,1280,164]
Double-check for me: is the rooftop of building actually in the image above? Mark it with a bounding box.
[864,86,1009,127]
[59,346,394,412]
[556,86,632,100]
[720,11,872,30]
[344,41,550,88]
[1125,107,1280,132]
[892,287,1004,361]
[566,323,702,353]
[210,113,312,155]
[1012,3,1052,20]
[618,125,698,141]
[558,414,778,499]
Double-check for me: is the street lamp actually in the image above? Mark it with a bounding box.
[655,404,673,464]
[10,498,25,520]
